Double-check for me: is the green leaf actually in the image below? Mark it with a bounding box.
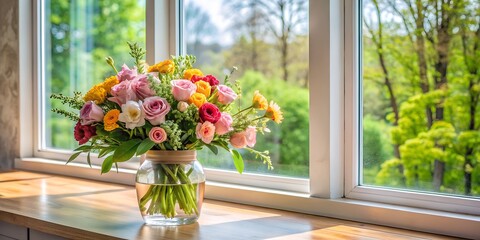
[231,149,244,174]
[98,147,116,158]
[96,125,109,137]
[136,138,156,156]
[110,129,130,142]
[101,155,114,174]
[74,145,93,152]
[212,141,230,151]
[67,151,82,164]
[206,144,219,155]
[112,139,142,162]
[87,152,92,167]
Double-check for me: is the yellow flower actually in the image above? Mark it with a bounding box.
[148,59,175,74]
[104,109,120,131]
[105,123,119,131]
[189,93,207,108]
[195,80,212,97]
[101,75,119,94]
[183,68,203,80]
[252,91,268,110]
[84,84,107,104]
[104,109,120,125]
[265,101,283,124]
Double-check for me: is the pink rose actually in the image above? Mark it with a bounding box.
[245,126,256,147]
[196,121,215,144]
[117,64,137,82]
[230,132,247,149]
[214,113,233,135]
[74,121,96,145]
[216,85,237,105]
[171,80,197,101]
[149,127,167,144]
[79,101,104,125]
[108,80,137,106]
[142,96,171,125]
[230,126,256,148]
[131,75,155,100]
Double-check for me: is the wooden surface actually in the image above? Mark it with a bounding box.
[0,171,457,240]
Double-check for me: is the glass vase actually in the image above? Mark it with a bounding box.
[135,150,205,226]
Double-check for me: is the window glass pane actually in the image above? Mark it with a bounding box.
[184,0,309,178]
[44,0,146,150]
[362,0,480,197]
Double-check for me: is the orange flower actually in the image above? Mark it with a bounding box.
[84,84,107,104]
[183,68,203,80]
[148,59,175,74]
[189,93,207,108]
[195,80,212,97]
[252,91,268,110]
[265,101,283,124]
[103,109,120,131]
[101,75,119,94]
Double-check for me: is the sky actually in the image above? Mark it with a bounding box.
[185,0,235,45]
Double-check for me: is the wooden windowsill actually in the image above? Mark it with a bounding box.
[0,171,455,240]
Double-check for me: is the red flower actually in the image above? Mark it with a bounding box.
[199,103,221,124]
[190,75,202,83]
[191,75,219,87]
[74,121,97,145]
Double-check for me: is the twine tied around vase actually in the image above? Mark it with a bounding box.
[144,150,197,164]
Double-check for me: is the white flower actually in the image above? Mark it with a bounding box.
[177,101,189,112]
[118,100,146,129]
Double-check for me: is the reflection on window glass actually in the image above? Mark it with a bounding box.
[185,0,309,178]
[362,0,480,197]
[45,0,145,150]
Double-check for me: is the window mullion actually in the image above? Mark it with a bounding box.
[344,0,360,196]
[310,0,345,199]
[172,0,183,55]
[146,0,173,63]
[19,0,35,158]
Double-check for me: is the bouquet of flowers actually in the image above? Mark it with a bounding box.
[51,42,283,219]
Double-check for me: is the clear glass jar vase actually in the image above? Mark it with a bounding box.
[135,150,205,226]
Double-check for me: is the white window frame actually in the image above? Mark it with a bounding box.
[15,0,479,238]
[344,0,480,216]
